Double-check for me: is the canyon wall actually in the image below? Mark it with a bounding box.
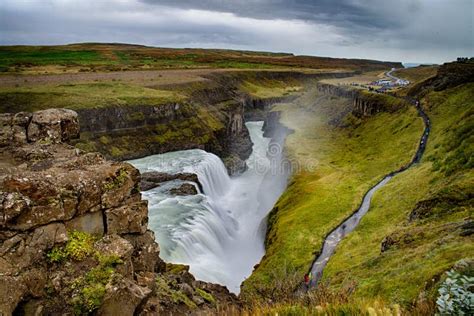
[74,101,250,174]
[0,109,239,315]
[316,82,410,118]
[74,71,355,174]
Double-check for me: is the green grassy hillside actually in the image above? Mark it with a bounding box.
[242,75,473,313]
[241,86,424,301]
[323,83,473,305]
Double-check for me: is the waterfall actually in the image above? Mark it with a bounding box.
[190,152,231,198]
[128,121,288,293]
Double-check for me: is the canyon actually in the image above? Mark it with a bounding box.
[0,45,472,315]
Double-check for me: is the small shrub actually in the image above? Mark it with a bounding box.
[99,135,111,145]
[155,276,197,309]
[70,254,120,315]
[171,290,197,309]
[47,231,96,262]
[436,269,474,315]
[47,247,67,263]
[109,146,125,158]
[65,231,96,261]
[165,263,189,274]
[75,141,96,153]
[72,283,106,314]
[97,253,123,267]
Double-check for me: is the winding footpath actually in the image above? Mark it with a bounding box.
[307,70,431,288]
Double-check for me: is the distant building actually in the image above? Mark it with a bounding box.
[375,79,392,86]
[396,79,410,86]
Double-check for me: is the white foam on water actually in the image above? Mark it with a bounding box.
[129,121,287,293]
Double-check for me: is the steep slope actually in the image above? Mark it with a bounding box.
[242,62,473,312]
[323,66,473,306]
[241,83,423,301]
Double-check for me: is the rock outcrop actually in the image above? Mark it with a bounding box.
[428,62,474,91]
[72,96,252,176]
[243,95,297,121]
[0,112,32,147]
[0,108,79,148]
[316,82,409,118]
[169,183,198,196]
[140,171,203,192]
[0,109,239,315]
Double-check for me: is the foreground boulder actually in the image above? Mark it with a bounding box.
[0,108,239,315]
[27,108,80,143]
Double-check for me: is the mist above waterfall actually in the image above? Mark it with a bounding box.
[129,121,288,293]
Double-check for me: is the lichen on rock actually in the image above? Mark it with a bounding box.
[0,108,240,315]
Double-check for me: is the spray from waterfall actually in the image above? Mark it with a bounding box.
[129,121,288,293]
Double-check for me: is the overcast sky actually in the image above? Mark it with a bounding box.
[0,0,472,63]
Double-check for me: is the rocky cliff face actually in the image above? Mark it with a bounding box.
[74,94,251,176]
[243,95,297,121]
[73,71,355,175]
[0,109,239,315]
[316,83,409,118]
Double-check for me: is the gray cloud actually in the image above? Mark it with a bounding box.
[140,0,391,28]
[0,0,472,63]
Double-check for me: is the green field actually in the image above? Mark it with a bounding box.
[0,83,184,113]
[0,49,106,68]
[0,43,400,74]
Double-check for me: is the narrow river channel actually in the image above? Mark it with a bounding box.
[309,96,431,286]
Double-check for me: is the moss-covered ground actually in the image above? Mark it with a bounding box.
[46,231,123,314]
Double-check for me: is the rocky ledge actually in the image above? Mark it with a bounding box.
[0,109,239,315]
[139,171,203,193]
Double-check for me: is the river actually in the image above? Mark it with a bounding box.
[128,121,288,293]
[309,86,430,287]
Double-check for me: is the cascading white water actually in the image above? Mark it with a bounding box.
[128,121,287,293]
